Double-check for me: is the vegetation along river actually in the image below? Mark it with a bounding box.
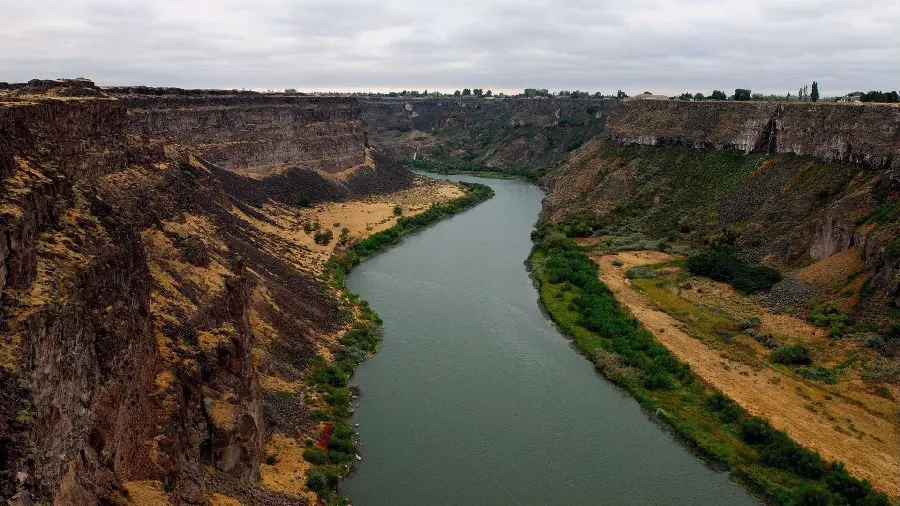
[340,174,759,505]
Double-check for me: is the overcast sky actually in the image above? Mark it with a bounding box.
[2,0,898,96]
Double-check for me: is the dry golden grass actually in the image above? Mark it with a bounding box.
[258,433,316,501]
[594,251,899,499]
[208,492,243,506]
[123,480,171,505]
[209,393,236,430]
[797,247,864,287]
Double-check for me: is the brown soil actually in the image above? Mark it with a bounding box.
[593,250,899,499]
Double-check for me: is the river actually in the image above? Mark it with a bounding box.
[340,174,758,505]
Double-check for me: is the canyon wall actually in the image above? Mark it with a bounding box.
[0,81,411,505]
[360,97,618,167]
[604,99,900,175]
[114,92,368,174]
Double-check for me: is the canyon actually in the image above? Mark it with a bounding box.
[1,78,898,505]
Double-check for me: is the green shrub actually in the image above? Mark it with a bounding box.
[809,304,850,328]
[753,332,780,349]
[393,204,403,216]
[794,485,834,506]
[739,418,771,444]
[797,366,837,384]
[771,344,812,365]
[328,451,354,464]
[314,229,334,245]
[302,447,329,465]
[327,436,356,455]
[306,469,339,494]
[686,249,781,294]
[860,360,900,381]
[706,391,742,422]
[737,316,761,330]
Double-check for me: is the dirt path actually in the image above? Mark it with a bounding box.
[594,250,899,499]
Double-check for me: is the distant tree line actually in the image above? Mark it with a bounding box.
[858,90,900,103]
[337,81,899,103]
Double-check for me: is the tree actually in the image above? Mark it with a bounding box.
[679,92,694,100]
[523,88,550,97]
[710,90,727,100]
[734,88,752,101]
[462,88,472,96]
[616,90,628,99]
[473,88,483,96]
[810,81,819,102]
[454,90,461,97]
[694,92,705,101]
[485,90,492,97]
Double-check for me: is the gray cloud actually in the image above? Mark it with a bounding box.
[1,0,897,95]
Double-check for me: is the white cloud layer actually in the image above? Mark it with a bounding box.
[1,0,898,95]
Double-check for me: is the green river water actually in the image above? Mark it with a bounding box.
[340,174,759,505]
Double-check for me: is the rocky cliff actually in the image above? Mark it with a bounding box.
[360,97,618,167]
[604,100,900,176]
[114,92,368,174]
[0,80,412,505]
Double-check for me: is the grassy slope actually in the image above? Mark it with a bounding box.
[300,182,495,505]
[529,232,892,506]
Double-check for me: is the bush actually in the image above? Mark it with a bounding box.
[302,447,329,465]
[740,418,771,444]
[306,469,339,494]
[797,366,837,384]
[393,204,403,216]
[809,304,850,337]
[706,391,742,422]
[686,249,781,294]
[760,436,824,479]
[611,258,624,267]
[314,229,334,245]
[737,316,761,330]
[795,486,834,506]
[753,332,780,349]
[860,360,900,381]
[771,344,812,365]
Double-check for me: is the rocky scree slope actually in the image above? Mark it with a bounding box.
[0,80,411,505]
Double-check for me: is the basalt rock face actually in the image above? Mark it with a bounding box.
[604,100,900,176]
[0,82,410,505]
[360,97,618,167]
[113,91,368,174]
